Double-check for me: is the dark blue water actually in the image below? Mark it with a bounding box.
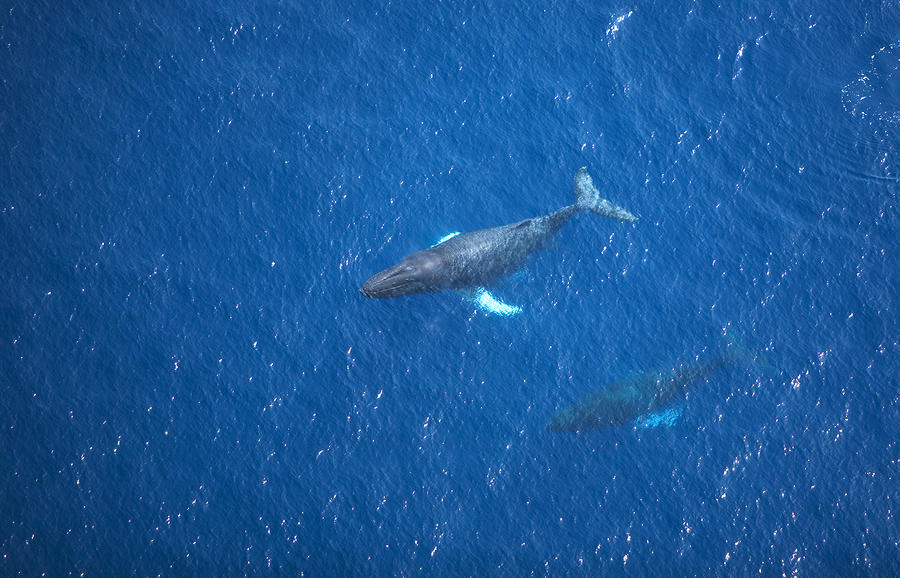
[2,1,898,574]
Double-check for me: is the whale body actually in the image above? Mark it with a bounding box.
[360,168,637,299]
[548,354,739,432]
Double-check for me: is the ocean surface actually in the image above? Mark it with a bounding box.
[2,0,898,575]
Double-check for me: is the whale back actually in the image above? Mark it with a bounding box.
[432,214,565,289]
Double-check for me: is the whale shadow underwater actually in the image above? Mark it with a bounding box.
[360,167,637,300]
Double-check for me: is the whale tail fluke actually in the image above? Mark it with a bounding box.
[574,167,638,222]
[725,338,781,377]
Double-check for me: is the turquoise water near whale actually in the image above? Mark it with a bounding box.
[2,0,898,574]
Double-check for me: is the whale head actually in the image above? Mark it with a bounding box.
[360,250,446,299]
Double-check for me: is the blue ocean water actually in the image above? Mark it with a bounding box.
[2,0,898,574]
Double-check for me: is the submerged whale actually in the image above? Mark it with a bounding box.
[549,352,741,432]
[360,168,637,299]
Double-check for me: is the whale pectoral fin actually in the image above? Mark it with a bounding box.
[509,269,529,282]
[635,406,682,428]
[462,288,522,316]
[432,231,462,247]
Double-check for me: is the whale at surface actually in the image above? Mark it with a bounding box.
[360,167,637,299]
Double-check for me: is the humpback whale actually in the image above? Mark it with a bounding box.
[360,168,637,299]
[548,353,741,432]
